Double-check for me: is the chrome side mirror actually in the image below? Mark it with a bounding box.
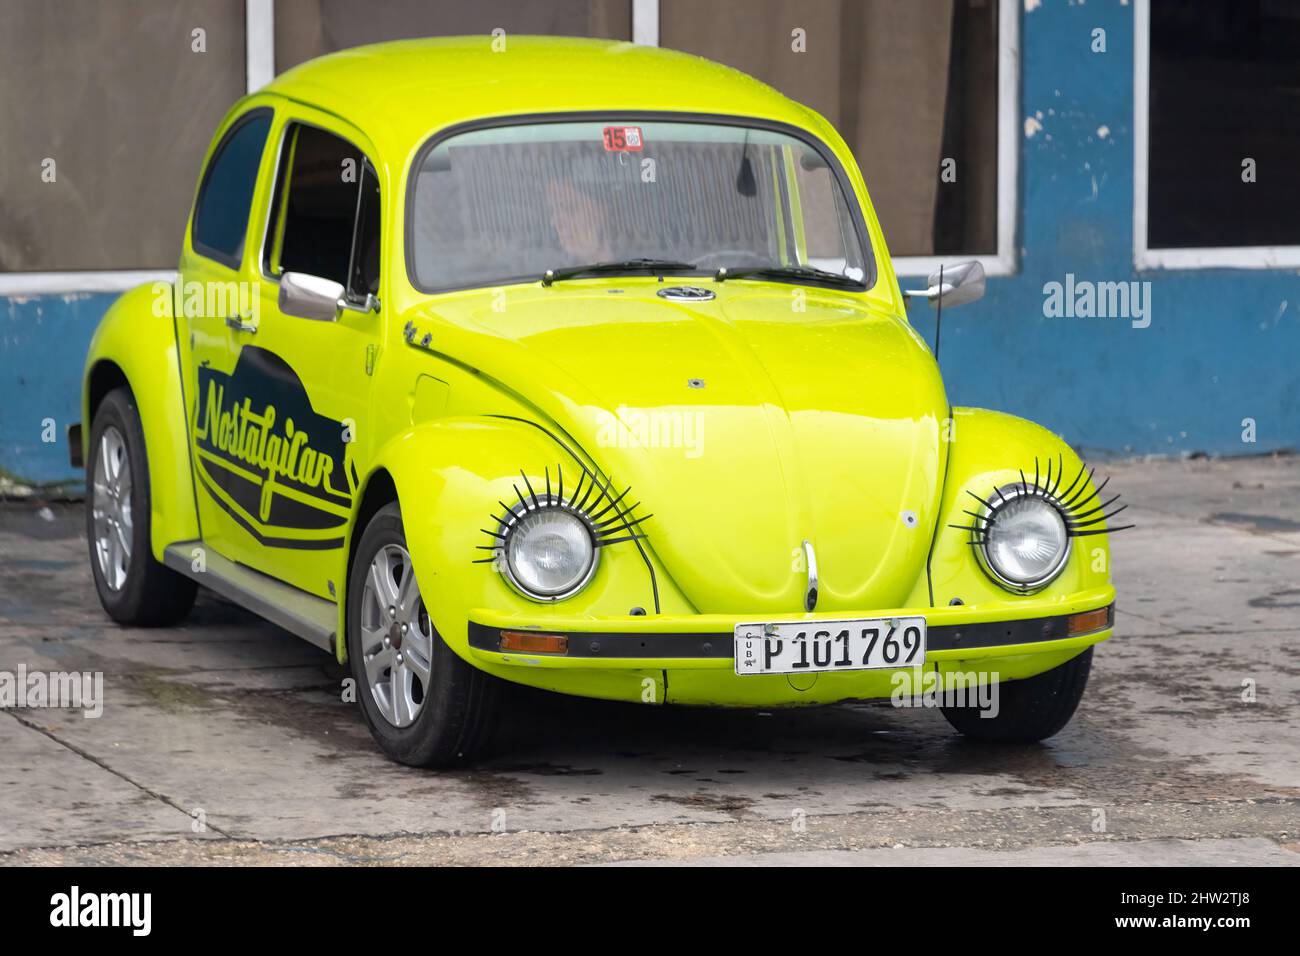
[279,272,344,322]
[903,260,986,309]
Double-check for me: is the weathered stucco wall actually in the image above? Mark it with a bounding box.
[2,2,1296,489]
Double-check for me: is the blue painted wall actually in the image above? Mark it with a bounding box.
[908,0,1298,458]
[2,293,112,488]
[2,2,1296,489]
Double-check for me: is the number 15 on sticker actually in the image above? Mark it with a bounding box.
[602,125,644,151]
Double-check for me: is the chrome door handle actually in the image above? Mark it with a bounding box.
[225,314,257,333]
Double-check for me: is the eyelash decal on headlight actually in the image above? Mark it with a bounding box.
[949,454,1135,544]
[471,464,653,564]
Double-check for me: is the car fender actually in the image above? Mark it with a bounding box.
[82,281,199,561]
[350,416,681,678]
[924,407,1116,609]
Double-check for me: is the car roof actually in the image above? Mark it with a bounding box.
[264,36,826,162]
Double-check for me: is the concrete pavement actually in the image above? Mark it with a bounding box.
[1,455,1297,865]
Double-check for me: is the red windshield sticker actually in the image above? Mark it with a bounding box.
[602,125,644,152]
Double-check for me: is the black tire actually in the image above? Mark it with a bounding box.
[941,647,1093,743]
[347,502,500,767]
[85,387,198,626]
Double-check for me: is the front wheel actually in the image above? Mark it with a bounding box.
[941,648,1093,743]
[347,503,501,767]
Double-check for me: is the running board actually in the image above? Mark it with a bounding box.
[163,542,336,652]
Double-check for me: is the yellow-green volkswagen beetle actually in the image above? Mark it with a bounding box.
[78,37,1127,766]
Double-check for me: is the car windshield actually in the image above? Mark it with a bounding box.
[408,118,871,292]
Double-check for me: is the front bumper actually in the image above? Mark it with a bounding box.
[472,601,1112,661]
[467,585,1114,668]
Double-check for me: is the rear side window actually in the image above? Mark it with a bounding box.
[264,124,371,295]
[192,110,273,268]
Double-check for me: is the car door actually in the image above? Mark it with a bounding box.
[179,106,277,567]
[215,110,383,600]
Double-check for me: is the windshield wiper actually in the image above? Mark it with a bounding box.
[715,264,863,288]
[541,258,698,286]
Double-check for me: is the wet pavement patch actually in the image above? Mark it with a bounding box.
[1208,512,1300,533]
[1249,589,1300,609]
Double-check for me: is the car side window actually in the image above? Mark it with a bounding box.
[265,123,379,302]
[192,110,273,268]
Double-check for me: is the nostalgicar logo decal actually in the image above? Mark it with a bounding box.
[194,347,355,549]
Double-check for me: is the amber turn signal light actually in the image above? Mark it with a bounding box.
[1067,607,1111,635]
[499,630,569,654]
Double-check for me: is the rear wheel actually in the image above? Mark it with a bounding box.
[85,387,197,626]
[941,648,1093,743]
[347,503,500,767]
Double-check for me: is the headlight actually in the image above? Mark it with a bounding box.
[980,488,1070,590]
[503,505,597,600]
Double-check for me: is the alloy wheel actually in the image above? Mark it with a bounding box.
[91,426,133,591]
[360,544,434,727]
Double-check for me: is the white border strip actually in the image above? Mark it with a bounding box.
[887,0,1019,277]
[0,271,175,297]
[1134,0,1300,270]
[246,0,275,93]
[1132,0,1151,269]
[631,0,660,46]
[1139,244,1300,269]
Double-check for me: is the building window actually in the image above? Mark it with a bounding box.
[273,0,632,71]
[0,0,247,275]
[1136,0,1300,268]
[0,0,630,292]
[1,0,1014,290]
[656,0,1014,272]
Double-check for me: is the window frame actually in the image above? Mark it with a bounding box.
[258,118,380,306]
[629,0,1020,278]
[1133,0,1300,270]
[345,158,382,304]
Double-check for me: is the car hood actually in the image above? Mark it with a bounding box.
[411,281,948,614]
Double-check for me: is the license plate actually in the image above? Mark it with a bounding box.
[733,617,926,676]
